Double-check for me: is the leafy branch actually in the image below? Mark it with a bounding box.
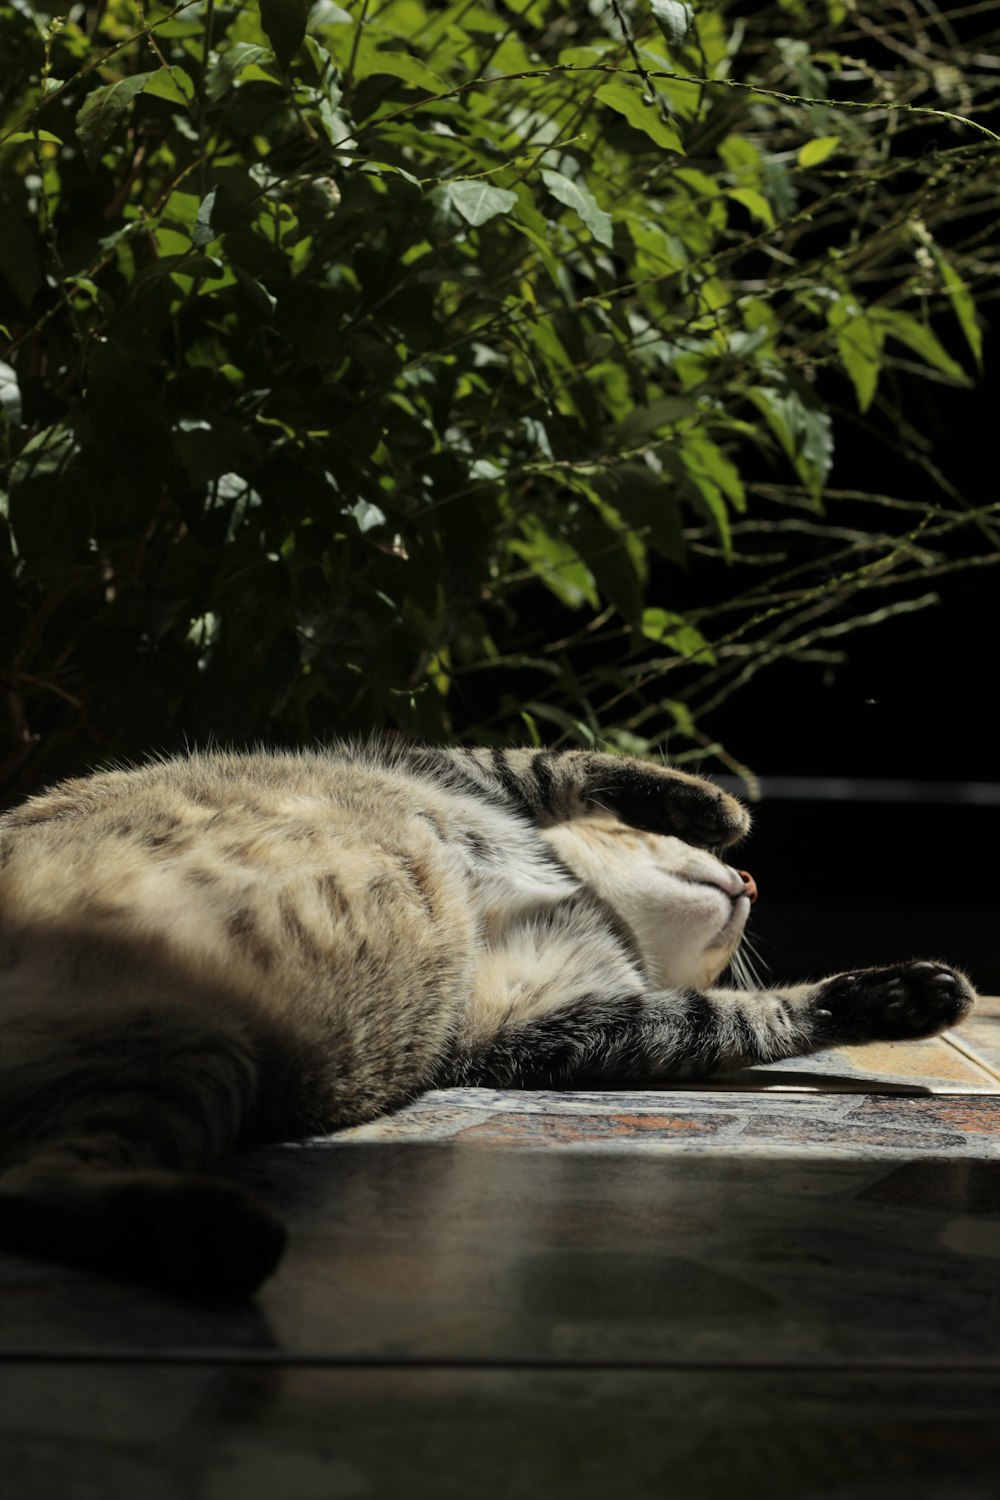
[0,0,997,798]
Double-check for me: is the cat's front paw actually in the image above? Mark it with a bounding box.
[813,960,976,1045]
[590,757,750,849]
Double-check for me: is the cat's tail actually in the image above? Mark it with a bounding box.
[0,1001,287,1298]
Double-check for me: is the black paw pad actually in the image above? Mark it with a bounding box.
[815,961,975,1045]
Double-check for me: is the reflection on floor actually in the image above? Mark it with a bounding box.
[3,1003,999,1497]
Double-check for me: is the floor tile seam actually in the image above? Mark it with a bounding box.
[943,1032,1000,1086]
[4,1353,1000,1377]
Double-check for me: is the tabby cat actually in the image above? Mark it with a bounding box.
[0,743,975,1296]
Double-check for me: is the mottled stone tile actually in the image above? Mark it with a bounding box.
[951,996,1000,1079]
[328,1084,1000,1155]
[704,1033,1000,1095]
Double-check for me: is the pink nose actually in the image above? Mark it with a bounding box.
[737,870,758,904]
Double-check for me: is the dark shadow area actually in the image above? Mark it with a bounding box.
[4,1360,1000,1500]
[717,793,1000,993]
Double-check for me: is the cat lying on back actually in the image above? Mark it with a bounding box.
[0,743,975,1296]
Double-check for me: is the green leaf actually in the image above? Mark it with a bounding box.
[540,169,613,247]
[797,135,840,167]
[828,297,883,413]
[205,44,273,102]
[592,463,687,563]
[929,248,983,371]
[595,77,684,154]
[142,66,195,108]
[682,432,746,511]
[572,498,646,624]
[614,397,696,448]
[441,180,518,228]
[348,38,445,93]
[651,0,695,48]
[520,709,542,747]
[129,253,226,292]
[641,607,715,663]
[679,464,731,554]
[665,699,696,738]
[192,174,256,248]
[75,72,156,168]
[511,517,599,610]
[311,0,352,21]
[870,308,969,383]
[259,0,309,69]
[8,424,84,564]
[747,379,833,499]
[193,188,220,248]
[726,187,774,228]
[2,129,62,146]
[233,267,277,315]
[359,161,421,186]
[350,498,388,533]
[9,424,76,487]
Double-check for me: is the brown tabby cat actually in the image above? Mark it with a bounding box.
[0,744,975,1295]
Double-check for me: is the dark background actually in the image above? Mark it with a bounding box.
[706,365,998,992]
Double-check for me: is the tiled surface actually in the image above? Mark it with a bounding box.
[320,1082,1000,1152]
[732,1035,1000,1093]
[950,995,1000,1075]
[3,1006,1000,1496]
[685,1002,1000,1094]
[3,1092,999,1362]
[7,1128,1000,1368]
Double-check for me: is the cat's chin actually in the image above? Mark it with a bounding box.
[710,891,752,951]
[680,899,751,990]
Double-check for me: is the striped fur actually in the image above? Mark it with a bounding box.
[0,744,976,1294]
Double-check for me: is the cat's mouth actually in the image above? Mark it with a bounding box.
[702,869,756,952]
[706,898,751,955]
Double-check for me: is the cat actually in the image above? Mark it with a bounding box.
[0,742,975,1296]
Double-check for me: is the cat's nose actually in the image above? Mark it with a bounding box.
[737,870,758,904]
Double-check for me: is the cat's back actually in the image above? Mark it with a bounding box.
[0,749,491,1030]
[1,747,454,899]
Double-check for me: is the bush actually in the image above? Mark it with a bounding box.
[1,0,997,797]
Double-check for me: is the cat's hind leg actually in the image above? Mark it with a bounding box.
[0,1002,286,1297]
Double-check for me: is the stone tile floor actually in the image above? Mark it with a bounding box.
[3,1002,999,1499]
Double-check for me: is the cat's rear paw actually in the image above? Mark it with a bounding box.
[814,960,976,1044]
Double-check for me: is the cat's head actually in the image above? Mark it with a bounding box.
[541,814,755,990]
